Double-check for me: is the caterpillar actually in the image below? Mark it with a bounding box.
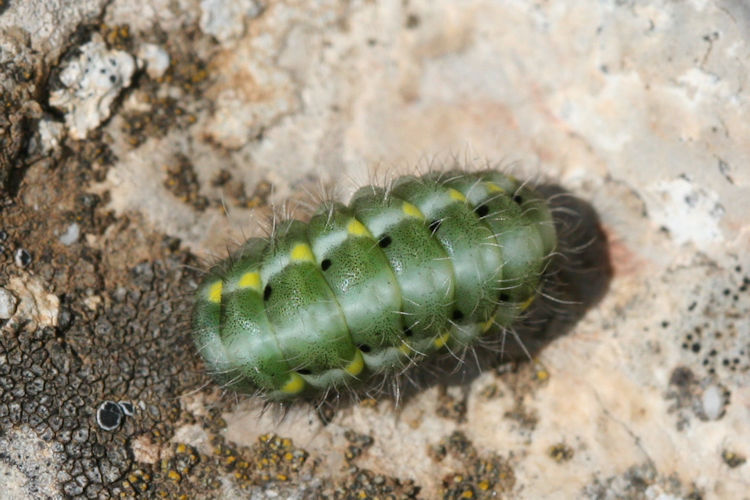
[192,169,557,401]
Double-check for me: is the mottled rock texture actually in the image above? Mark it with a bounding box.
[1,0,748,498]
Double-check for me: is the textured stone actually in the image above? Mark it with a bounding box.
[2,0,748,498]
[49,34,136,140]
[199,0,263,44]
[136,43,170,79]
[0,287,18,319]
[6,277,59,328]
[0,426,63,499]
[0,0,108,58]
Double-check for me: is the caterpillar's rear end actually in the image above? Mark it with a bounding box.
[192,169,557,401]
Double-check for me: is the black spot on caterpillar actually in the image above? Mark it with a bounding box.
[192,168,611,402]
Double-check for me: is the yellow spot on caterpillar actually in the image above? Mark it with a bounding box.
[281,373,305,394]
[238,272,261,290]
[481,318,494,333]
[290,243,315,262]
[521,295,536,311]
[448,188,466,202]
[347,219,372,238]
[402,202,424,219]
[208,282,222,303]
[485,182,505,193]
[345,350,364,376]
[433,331,451,348]
[399,342,413,355]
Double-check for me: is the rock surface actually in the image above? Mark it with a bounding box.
[1,0,748,498]
[49,33,137,140]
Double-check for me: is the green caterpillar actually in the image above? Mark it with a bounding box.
[192,170,557,401]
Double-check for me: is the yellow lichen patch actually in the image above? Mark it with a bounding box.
[433,331,451,348]
[402,202,424,219]
[347,218,372,238]
[359,398,378,408]
[448,188,466,202]
[290,243,315,262]
[345,349,365,376]
[520,295,536,311]
[238,271,261,291]
[281,373,305,394]
[207,281,222,303]
[484,181,505,193]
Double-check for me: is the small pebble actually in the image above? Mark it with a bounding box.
[59,223,80,246]
[137,43,170,79]
[0,287,18,319]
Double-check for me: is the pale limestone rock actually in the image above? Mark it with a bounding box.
[5,0,749,497]
[6,276,59,329]
[58,222,80,246]
[137,43,170,79]
[199,0,263,44]
[49,34,136,139]
[0,287,18,319]
[37,119,65,154]
[0,0,107,57]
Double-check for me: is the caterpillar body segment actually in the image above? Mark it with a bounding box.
[192,170,558,401]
